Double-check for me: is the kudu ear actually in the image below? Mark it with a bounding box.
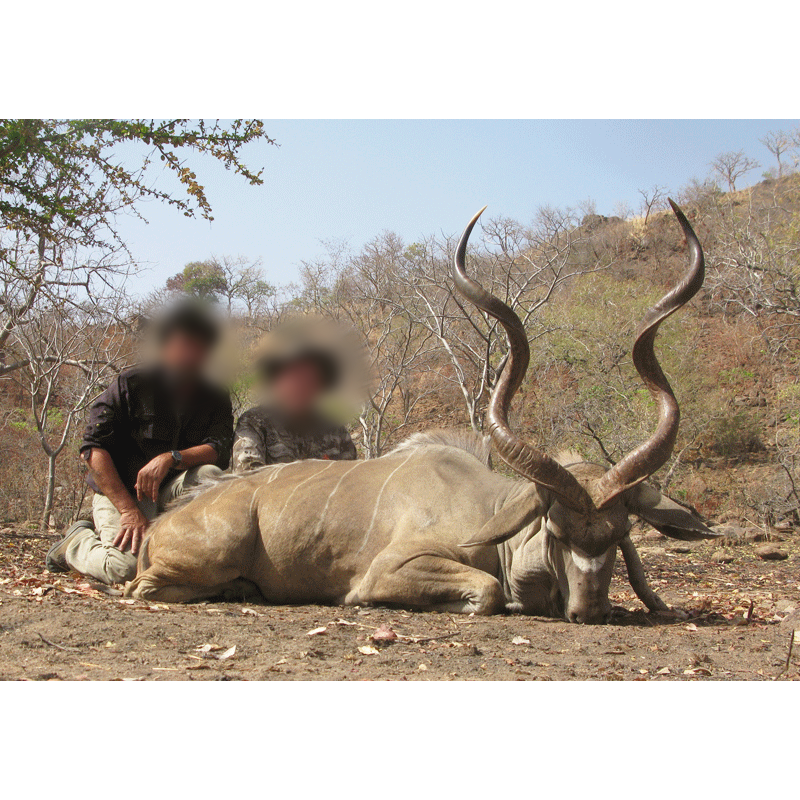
[460,485,544,548]
[627,483,719,541]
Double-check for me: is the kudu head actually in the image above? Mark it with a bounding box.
[456,202,718,623]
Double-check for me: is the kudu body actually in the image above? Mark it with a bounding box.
[127,202,718,623]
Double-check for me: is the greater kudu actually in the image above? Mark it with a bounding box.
[126,201,718,623]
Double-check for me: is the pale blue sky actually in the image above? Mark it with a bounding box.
[116,120,796,296]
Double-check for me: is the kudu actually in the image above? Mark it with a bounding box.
[126,201,718,623]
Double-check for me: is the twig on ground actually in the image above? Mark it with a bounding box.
[780,629,795,676]
[37,632,80,652]
[398,631,460,645]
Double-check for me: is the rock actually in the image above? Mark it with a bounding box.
[640,546,667,558]
[644,531,666,542]
[774,520,793,532]
[717,525,776,545]
[686,475,707,494]
[717,524,746,539]
[711,550,734,564]
[780,609,800,628]
[775,600,796,615]
[669,545,692,554]
[744,528,780,543]
[755,545,788,561]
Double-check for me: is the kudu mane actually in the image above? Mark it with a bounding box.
[390,429,492,467]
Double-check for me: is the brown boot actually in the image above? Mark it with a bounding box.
[45,520,94,573]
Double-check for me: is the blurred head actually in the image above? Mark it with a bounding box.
[254,317,366,420]
[156,301,220,380]
[263,352,337,417]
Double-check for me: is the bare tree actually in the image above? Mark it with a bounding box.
[7,242,132,527]
[394,207,611,432]
[789,125,800,170]
[701,180,800,335]
[637,185,668,226]
[297,236,439,457]
[0,229,132,378]
[577,197,597,220]
[710,150,760,193]
[760,130,793,178]
[613,200,633,221]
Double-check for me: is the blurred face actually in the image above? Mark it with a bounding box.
[159,331,212,380]
[272,359,325,417]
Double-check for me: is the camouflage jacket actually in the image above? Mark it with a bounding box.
[232,405,358,472]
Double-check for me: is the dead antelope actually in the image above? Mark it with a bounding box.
[126,201,718,623]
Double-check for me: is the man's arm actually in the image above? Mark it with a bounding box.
[81,376,151,554]
[84,447,149,556]
[136,389,233,500]
[134,444,220,504]
[232,411,268,472]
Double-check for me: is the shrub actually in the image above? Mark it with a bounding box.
[708,412,764,458]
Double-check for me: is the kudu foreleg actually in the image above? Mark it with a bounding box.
[350,549,506,615]
[619,535,670,613]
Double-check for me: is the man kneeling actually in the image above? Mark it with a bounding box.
[46,303,233,585]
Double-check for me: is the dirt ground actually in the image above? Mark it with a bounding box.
[1,524,798,681]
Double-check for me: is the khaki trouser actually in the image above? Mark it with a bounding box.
[64,465,223,585]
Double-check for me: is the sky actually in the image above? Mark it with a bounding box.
[115,120,796,296]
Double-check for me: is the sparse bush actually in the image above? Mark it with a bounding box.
[708,412,764,458]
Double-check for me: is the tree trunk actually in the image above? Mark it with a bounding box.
[41,452,57,531]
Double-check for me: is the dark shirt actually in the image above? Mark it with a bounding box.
[232,405,357,472]
[80,365,233,495]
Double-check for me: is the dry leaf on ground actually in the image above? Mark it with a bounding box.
[195,643,223,653]
[370,625,398,643]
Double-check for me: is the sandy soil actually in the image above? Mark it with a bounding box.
[1,526,798,681]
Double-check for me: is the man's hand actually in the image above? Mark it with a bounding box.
[113,507,150,555]
[135,452,174,504]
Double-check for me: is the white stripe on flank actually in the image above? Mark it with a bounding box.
[267,463,290,483]
[249,486,261,516]
[571,551,608,574]
[314,460,364,536]
[271,461,336,535]
[210,486,227,505]
[357,453,414,554]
